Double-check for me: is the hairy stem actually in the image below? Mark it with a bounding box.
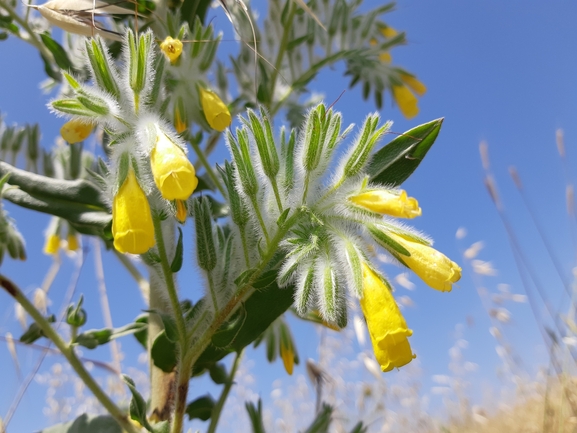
[0,274,139,433]
[207,349,244,433]
[268,2,296,108]
[190,139,226,196]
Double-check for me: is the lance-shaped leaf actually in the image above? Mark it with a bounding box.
[367,118,443,186]
[39,414,122,433]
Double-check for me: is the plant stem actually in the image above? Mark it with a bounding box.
[190,139,226,196]
[270,179,283,213]
[250,196,270,244]
[0,274,140,433]
[207,349,244,433]
[114,249,150,302]
[268,2,296,108]
[0,0,55,66]
[207,271,218,312]
[188,208,304,368]
[239,228,251,268]
[152,214,187,347]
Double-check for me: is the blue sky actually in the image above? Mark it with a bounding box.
[1,1,577,431]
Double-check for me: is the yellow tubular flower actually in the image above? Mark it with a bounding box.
[60,119,93,144]
[387,232,462,292]
[350,189,421,218]
[150,132,198,201]
[43,234,60,255]
[67,234,79,251]
[360,263,415,372]
[392,85,419,119]
[280,340,294,375]
[176,200,187,223]
[112,169,155,254]
[199,88,232,132]
[401,74,427,97]
[381,26,398,38]
[159,36,183,64]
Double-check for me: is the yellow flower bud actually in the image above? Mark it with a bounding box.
[379,52,392,63]
[350,189,421,219]
[392,85,419,119]
[43,233,61,255]
[60,119,93,144]
[67,234,79,251]
[360,263,415,372]
[199,88,231,132]
[112,169,155,254]
[280,340,295,375]
[176,199,187,223]
[150,132,198,201]
[400,74,427,97]
[174,103,188,134]
[159,36,183,64]
[381,26,398,38]
[387,232,462,292]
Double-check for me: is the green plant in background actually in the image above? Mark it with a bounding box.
[0,0,459,432]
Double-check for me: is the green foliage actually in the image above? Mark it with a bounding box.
[186,395,215,421]
[39,414,122,433]
[367,118,444,186]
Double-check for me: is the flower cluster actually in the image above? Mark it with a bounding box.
[51,31,199,255]
[214,105,461,373]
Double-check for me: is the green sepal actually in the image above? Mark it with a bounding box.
[194,196,217,271]
[85,38,120,99]
[185,395,215,421]
[343,117,390,178]
[19,314,56,344]
[66,295,87,327]
[367,118,443,186]
[367,225,410,256]
[51,99,99,117]
[170,227,184,272]
[122,374,153,431]
[151,330,177,372]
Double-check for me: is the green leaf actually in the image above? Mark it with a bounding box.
[133,314,148,349]
[194,274,296,371]
[170,227,184,272]
[145,310,178,342]
[209,363,228,385]
[245,399,266,433]
[185,395,215,421]
[39,414,122,433]
[367,118,443,186]
[40,33,73,72]
[123,374,153,431]
[211,306,247,348]
[304,404,333,433]
[151,330,177,372]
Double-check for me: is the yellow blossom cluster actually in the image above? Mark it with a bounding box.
[351,188,461,371]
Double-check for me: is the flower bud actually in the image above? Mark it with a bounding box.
[199,88,231,132]
[350,189,421,218]
[160,36,183,64]
[176,200,187,223]
[112,168,155,254]
[60,119,93,144]
[360,263,415,372]
[150,131,198,200]
[392,85,419,119]
[387,232,461,292]
[67,234,79,251]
